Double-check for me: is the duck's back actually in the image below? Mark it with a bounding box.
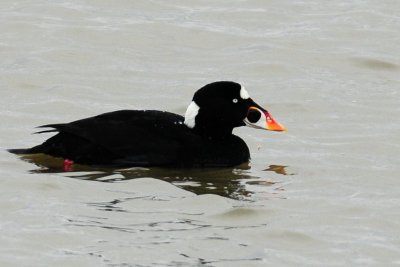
[30,110,190,166]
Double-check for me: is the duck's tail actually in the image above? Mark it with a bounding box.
[7,146,45,154]
[7,148,32,154]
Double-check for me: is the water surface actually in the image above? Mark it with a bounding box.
[1,0,400,266]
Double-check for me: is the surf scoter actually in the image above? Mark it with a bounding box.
[9,81,286,168]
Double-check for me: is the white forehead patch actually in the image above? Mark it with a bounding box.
[240,85,250,99]
[184,101,200,128]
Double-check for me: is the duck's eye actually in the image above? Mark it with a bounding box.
[232,98,238,103]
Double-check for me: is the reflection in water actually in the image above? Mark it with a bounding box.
[20,154,290,199]
[264,164,295,176]
[264,164,288,175]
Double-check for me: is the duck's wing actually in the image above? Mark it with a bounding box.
[32,110,197,166]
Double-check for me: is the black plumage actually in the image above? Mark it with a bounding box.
[9,81,285,167]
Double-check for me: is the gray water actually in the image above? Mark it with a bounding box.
[1,0,400,266]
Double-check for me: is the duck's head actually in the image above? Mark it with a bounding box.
[184,81,286,137]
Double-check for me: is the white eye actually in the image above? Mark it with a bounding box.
[232,98,238,103]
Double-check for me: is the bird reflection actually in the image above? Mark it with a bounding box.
[264,165,288,175]
[21,154,254,199]
[20,153,288,200]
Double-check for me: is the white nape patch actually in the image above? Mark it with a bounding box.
[184,101,200,128]
[240,85,250,99]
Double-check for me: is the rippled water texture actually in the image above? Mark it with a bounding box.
[1,0,400,266]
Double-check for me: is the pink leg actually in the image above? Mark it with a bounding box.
[63,159,74,172]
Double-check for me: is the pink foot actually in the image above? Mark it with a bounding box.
[63,159,74,172]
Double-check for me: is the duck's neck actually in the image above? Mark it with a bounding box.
[184,103,236,139]
[192,123,234,140]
